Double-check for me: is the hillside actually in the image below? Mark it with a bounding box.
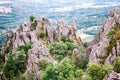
[0,9,120,80]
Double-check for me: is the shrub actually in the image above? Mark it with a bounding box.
[0,54,5,64]
[55,58,76,79]
[53,55,64,61]
[3,50,26,79]
[75,69,84,78]
[30,20,37,31]
[3,55,16,78]
[42,65,57,80]
[82,75,92,80]
[61,35,67,42]
[38,59,49,71]
[30,16,36,22]
[43,57,85,80]
[49,42,68,55]
[113,57,120,73]
[39,31,46,39]
[65,42,79,50]
[73,54,88,69]
[17,42,32,52]
[88,63,113,80]
[67,50,73,55]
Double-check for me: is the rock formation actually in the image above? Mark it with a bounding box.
[103,71,120,80]
[0,17,83,79]
[87,8,120,65]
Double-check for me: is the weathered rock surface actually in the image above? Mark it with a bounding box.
[88,8,120,65]
[0,17,83,79]
[103,71,120,80]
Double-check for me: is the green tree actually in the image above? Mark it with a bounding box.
[73,54,88,70]
[3,50,26,79]
[49,42,68,61]
[42,65,57,80]
[39,31,46,39]
[49,42,68,55]
[88,63,113,80]
[55,58,76,80]
[30,16,36,22]
[113,57,120,73]
[61,35,67,42]
[38,58,49,71]
[65,42,79,50]
[3,55,16,78]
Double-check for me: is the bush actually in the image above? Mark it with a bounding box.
[39,31,46,39]
[43,58,77,80]
[0,54,5,64]
[82,75,92,80]
[113,57,120,73]
[3,50,26,79]
[30,16,36,22]
[75,69,84,78]
[61,35,67,42]
[17,42,32,52]
[42,65,57,80]
[49,42,68,55]
[65,42,79,50]
[55,58,76,79]
[38,59,49,71]
[88,63,113,80]
[30,20,37,31]
[43,57,85,80]
[73,54,88,69]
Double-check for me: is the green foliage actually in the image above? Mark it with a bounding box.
[55,58,76,80]
[42,58,82,80]
[26,72,35,80]
[67,50,73,55]
[3,50,26,79]
[42,65,57,80]
[30,16,37,31]
[83,42,88,48]
[82,75,92,80]
[49,42,68,61]
[30,20,37,31]
[38,58,49,71]
[39,31,46,39]
[113,57,120,73]
[0,54,5,65]
[73,54,88,70]
[79,46,86,53]
[42,22,44,30]
[107,29,115,38]
[14,50,26,72]
[3,55,16,78]
[65,42,79,50]
[88,63,113,80]
[49,42,68,55]
[30,16,36,22]
[61,35,67,42]
[17,42,32,52]
[106,29,116,60]
[75,69,84,79]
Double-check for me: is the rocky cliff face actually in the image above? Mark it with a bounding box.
[0,17,83,79]
[88,8,120,65]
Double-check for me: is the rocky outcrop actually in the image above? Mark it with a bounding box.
[103,71,120,80]
[0,17,83,79]
[88,8,120,65]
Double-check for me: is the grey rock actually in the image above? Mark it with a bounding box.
[103,71,120,80]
